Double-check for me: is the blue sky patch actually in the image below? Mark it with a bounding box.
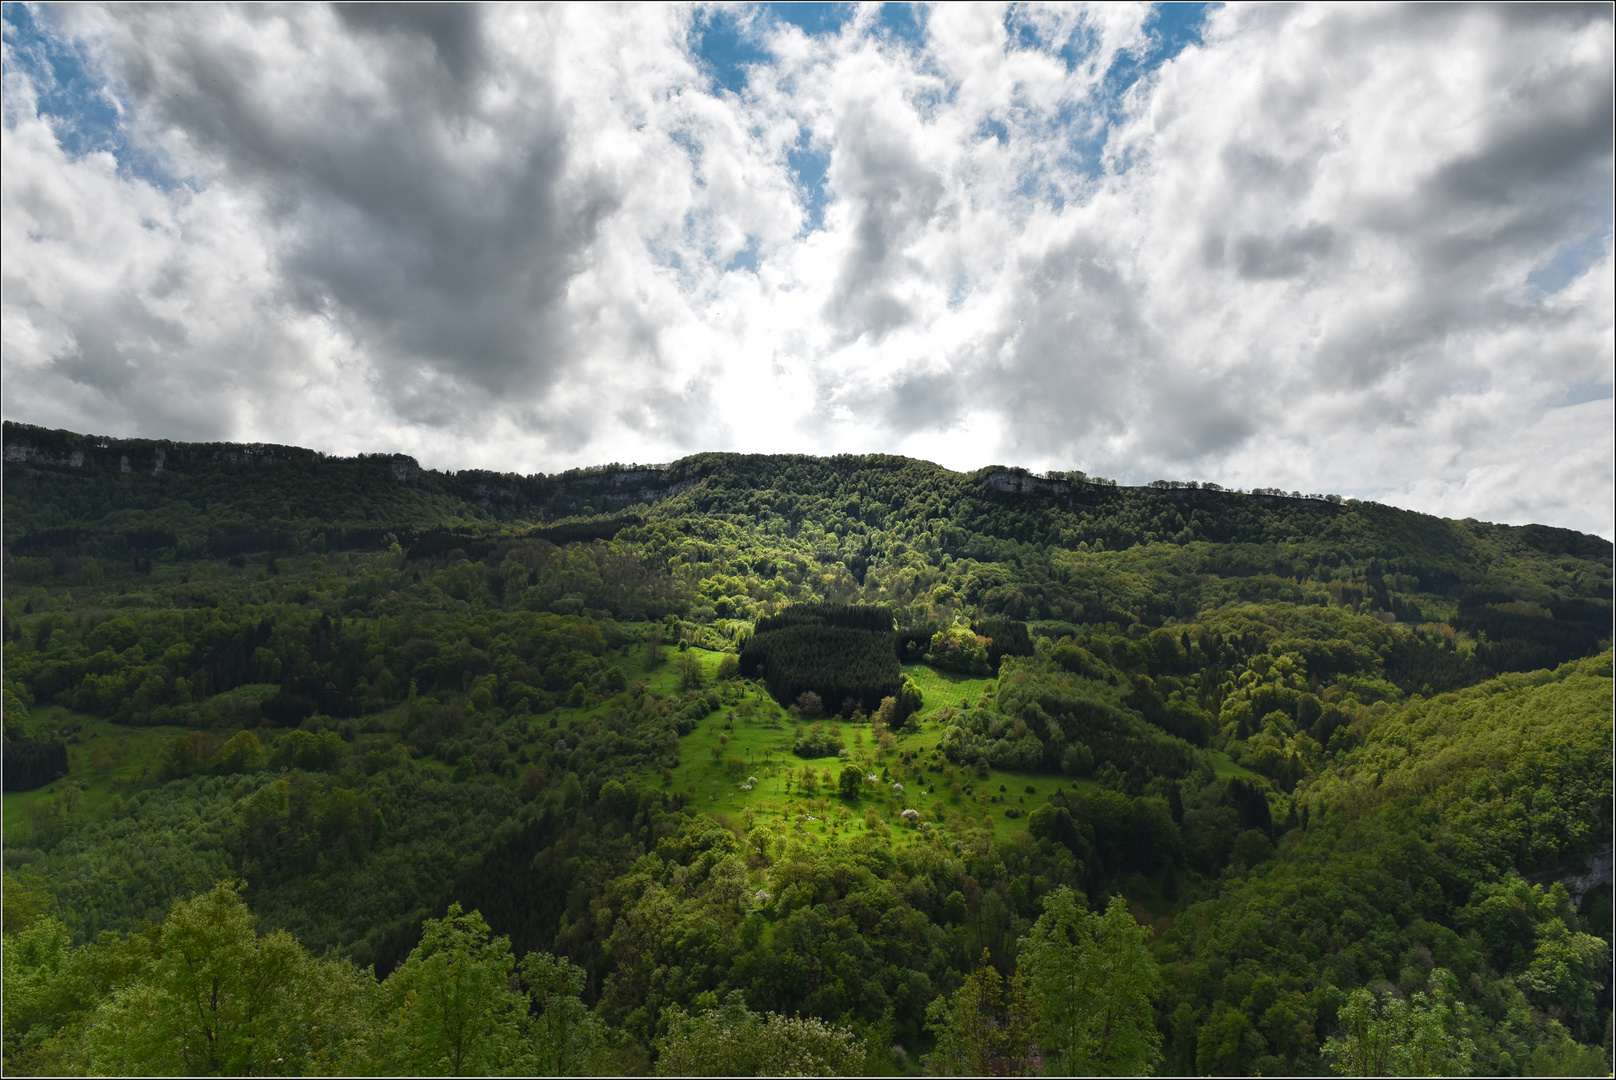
[788,134,832,233]
[693,3,860,96]
[688,4,1212,229]
[1526,222,1613,296]
[874,3,926,50]
[726,235,761,274]
[767,2,856,37]
[691,6,770,96]
[1102,2,1213,96]
[1,2,175,189]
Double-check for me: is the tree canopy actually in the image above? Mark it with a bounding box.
[4,423,1610,1076]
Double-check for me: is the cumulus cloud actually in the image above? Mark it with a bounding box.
[2,2,1611,535]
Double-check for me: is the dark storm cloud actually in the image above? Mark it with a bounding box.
[988,239,1157,457]
[880,368,968,437]
[1231,224,1336,281]
[822,96,945,344]
[332,3,487,91]
[87,4,609,411]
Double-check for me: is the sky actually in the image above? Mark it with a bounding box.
[2,2,1612,537]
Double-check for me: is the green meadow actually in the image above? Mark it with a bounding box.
[657,649,1092,849]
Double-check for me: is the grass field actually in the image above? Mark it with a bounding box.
[1209,749,1262,779]
[656,652,1090,848]
[4,646,1121,857]
[903,663,997,714]
[3,707,191,844]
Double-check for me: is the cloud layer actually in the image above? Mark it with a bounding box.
[3,2,1612,535]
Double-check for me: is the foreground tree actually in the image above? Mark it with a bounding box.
[655,990,865,1076]
[68,881,370,1075]
[1015,888,1162,1077]
[1322,970,1475,1077]
[925,950,1036,1075]
[366,903,526,1076]
[521,950,609,1076]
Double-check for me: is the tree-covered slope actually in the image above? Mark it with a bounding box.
[3,423,1610,1077]
[1161,655,1614,1076]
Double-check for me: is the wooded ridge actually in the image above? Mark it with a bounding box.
[3,421,1610,1077]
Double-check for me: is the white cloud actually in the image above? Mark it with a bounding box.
[2,2,1611,535]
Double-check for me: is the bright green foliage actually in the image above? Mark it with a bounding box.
[924,950,1036,1075]
[1525,1021,1613,1076]
[64,882,370,1076]
[1522,915,1611,1021]
[792,720,845,757]
[3,881,615,1078]
[1016,888,1162,1076]
[838,764,863,799]
[210,728,265,773]
[269,729,348,771]
[927,623,992,674]
[1159,656,1614,1076]
[521,950,608,1076]
[1322,970,1475,1076]
[2,914,75,1062]
[367,903,526,1076]
[655,990,865,1076]
[677,647,707,691]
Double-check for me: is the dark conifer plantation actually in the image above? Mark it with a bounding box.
[740,603,901,713]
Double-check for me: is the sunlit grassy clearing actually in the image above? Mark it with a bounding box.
[663,652,1085,846]
[3,708,192,843]
[1209,749,1262,780]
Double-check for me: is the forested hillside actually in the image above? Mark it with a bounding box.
[4,420,1611,1076]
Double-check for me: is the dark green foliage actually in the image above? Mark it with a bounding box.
[1219,778,1274,836]
[971,616,1033,671]
[5,597,612,732]
[1384,634,1487,695]
[740,622,901,716]
[792,723,845,758]
[940,656,1199,779]
[894,624,936,662]
[1453,592,1611,674]
[3,737,67,791]
[752,602,893,635]
[1053,787,1182,878]
[838,765,863,799]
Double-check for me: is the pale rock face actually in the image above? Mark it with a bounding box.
[1560,841,1615,904]
[982,471,1071,498]
[547,469,695,508]
[2,441,85,468]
